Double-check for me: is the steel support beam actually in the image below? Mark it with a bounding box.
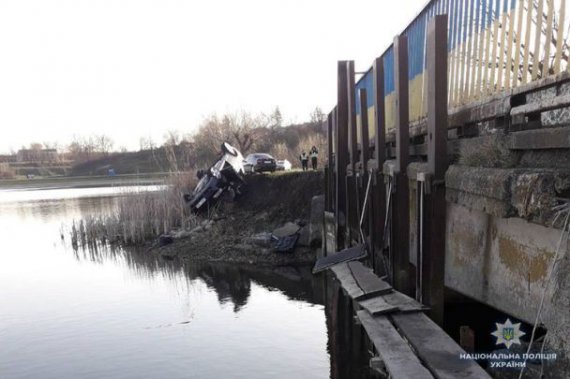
[359,88,370,172]
[335,62,349,249]
[371,56,387,274]
[346,61,359,245]
[422,14,448,325]
[392,34,412,296]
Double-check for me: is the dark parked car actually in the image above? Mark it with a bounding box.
[183,142,246,213]
[243,153,277,173]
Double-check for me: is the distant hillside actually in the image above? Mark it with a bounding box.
[70,145,194,176]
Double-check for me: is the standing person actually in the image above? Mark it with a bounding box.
[310,146,318,170]
[299,151,309,171]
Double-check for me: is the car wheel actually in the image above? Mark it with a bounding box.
[221,142,239,157]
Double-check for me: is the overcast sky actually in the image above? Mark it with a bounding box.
[0,0,426,153]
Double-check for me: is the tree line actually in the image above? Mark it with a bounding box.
[19,106,328,169]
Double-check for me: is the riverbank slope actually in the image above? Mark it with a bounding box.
[152,171,324,266]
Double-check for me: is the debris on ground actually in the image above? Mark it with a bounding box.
[150,171,324,266]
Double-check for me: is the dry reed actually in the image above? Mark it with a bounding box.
[70,171,198,247]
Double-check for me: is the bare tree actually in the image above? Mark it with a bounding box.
[139,136,156,151]
[95,134,114,155]
[163,130,181,146]
[310,106,326,125]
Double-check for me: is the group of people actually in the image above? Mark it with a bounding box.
[299,146,319,171]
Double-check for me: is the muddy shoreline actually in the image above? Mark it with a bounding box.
[148,171,324,266]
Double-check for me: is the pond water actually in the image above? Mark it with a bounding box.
[0,186,330,379]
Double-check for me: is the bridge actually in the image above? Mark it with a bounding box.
[321,0,570,377]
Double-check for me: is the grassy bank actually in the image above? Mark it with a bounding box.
[71,170,324,265]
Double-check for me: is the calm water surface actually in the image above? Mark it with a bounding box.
[0,186,330,378]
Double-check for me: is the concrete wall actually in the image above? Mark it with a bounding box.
[444,202,564,324]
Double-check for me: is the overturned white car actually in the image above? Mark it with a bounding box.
[183,142,246,213]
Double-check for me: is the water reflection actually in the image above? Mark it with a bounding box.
[73,240,325,314]
[0,186,330,379]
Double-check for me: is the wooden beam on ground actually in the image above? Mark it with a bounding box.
[358,296,398,316]
[393,34,412,296]
[391,312,491,379]
[380,290,426,313]
[423,14,448,325]
[357,311,434,379]
[336,61,349,249]
[331,263,365,299]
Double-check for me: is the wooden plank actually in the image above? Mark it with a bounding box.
[542,0,555,78]
[482,0,493,95]
[348,261,393,296]
[457,0,473,104]
[511,0,525,87]
[448,0,458,106]
[331,262,364,299]
[359,296,398,316]
[474,1,487,99]
[522,0,533,84]
[468,0,480,100]
[313,244,366,273]
[553,0,566,73]
[357,311,434,379]
[452,0,465,105]
[532,0,544,80]
[489,5,501,94]
[381,290,426,312]
[391,312,491,379]
[496,11,508,91]
[504,1,517,90]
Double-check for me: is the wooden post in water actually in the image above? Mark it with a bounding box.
[335,62,349,250]
[423,14,448,326]
[392,34,412,296]
[372,56,386,274]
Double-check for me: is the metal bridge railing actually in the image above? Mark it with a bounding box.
[355,0,570,137]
